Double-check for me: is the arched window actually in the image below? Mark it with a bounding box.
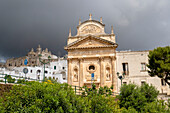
[89,65,95,70]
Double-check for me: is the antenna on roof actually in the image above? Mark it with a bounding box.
[69,28,72,37]
[79,18,81,25]
[89,13,92,20]
[100,17,102,23]
[111,26,114,34]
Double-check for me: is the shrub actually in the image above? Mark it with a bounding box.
[6,75,15,83]
[0,82,90,112]
[142,100,170,113]
[17,79,26,84]
[117,83,159,112]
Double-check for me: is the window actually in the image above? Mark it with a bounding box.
[123,82,127,85]
[45,71,48,74]
[141,63,146,71]
[141,81,146,85]
[161,79,166,86]
[30,70,33,73]
[89,65,95,70]
[122,63,129,75]
[54,66,56,70]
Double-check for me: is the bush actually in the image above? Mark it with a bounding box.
[0,82,90,112]
[142,100,170,113]
[6,75,15,83]
[0,82,121,113]
[117,83,159,112]
[17,79,27,84]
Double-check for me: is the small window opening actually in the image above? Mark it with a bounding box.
[54,66,56,70]
[141,81,146,85]
[89,65,95,70]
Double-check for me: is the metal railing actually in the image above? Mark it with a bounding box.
[0,73,43,85]
[71,85,119,96]
[0,73,119,96]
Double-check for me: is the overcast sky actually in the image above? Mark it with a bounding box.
[0,0,170,62]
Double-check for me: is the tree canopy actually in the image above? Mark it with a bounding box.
[147,46,170,85]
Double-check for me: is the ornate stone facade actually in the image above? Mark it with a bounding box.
[6,45,58,68]
[65,14,118,91]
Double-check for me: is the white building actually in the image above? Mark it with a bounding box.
[0,58,67,83]
[116,50,169,96]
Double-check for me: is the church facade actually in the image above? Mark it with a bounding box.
[6,45,58,68]
[65,14,118,91]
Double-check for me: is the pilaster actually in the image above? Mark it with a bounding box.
[67,58,72,85]
[100,57,105,87]
[111,56,117,92]
[79,58,84,87]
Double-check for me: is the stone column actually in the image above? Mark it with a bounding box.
[100,57,105,87]
[111,56,117,92]
[79,58,84,87]
[67,58,72,85]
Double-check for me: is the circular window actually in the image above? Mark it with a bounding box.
[89,65,95,70]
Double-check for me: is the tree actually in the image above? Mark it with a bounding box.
[117,83,159,112]
[147,46,170,85]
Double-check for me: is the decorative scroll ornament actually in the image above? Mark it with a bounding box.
[80,25,101,34]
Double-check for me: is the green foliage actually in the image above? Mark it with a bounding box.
[117,83,159,112]
[17,79,27,84]
[120,107,138,113]
[1,82,168,112]
[142,100,170,113]
[147,46,170,85]
[81,83,120,113]
[0,80,3,82]
[0,82,90,112]
[0,82,121,113]
[82,83,113,97]
[140,83,159,103]
[6,75,15,83]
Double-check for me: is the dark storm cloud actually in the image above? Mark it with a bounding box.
[0,0,170,62]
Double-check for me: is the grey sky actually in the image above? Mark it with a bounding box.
[0,0,170,62]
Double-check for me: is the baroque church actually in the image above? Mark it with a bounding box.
[65,14,118,91]
[6,45,58,68]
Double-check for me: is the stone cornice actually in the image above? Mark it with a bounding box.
[68,33,115,39]
[64,45,117,50]
[67,55,116,60]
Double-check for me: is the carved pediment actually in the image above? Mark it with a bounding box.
[80,24,101,35]
[65,35,117,50]
[76,39,105,48]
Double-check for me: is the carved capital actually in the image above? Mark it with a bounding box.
[67,58,72,63]
[78,58,84,62]
[110,56,116,60]
[99,57,104,61]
